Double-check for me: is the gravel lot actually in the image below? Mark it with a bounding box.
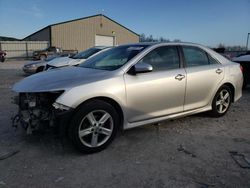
[0,60,250,188]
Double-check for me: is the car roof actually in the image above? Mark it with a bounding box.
[94,42,206,50]
[117,42,211,49]
[93,46,112,49]
[128,41,205,46]
[117,42,231,68]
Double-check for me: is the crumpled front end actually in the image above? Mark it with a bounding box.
[12,91,71,134]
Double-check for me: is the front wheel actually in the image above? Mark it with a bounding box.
[210,85,232,117]
[69,100,120,153]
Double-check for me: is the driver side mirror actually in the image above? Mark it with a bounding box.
[128,62,153,75]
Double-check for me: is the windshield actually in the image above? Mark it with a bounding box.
[79,45,149,70]
[72,48,102,59]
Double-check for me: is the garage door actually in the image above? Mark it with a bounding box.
[95,35,114,46]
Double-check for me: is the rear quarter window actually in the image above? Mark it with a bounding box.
[183,46,209,67]
[207,54,220,64]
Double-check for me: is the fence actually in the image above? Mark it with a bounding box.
[0,41,49,58]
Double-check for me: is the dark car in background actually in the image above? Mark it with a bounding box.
[232,54,250,88]
[33,46,77,60]
[0,51,6,62]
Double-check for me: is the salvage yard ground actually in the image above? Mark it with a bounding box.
[0,60,250,188]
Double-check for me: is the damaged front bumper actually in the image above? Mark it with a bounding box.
[12,92,73,134]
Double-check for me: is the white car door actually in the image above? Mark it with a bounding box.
[124,46,186,123]
[182,46,224,111]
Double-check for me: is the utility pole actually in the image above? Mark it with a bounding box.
[246,33,250,51]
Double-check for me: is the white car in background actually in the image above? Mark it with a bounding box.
[45,46,111,70]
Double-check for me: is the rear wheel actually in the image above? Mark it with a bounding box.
[69,100,119,153]
[210,85,232,117]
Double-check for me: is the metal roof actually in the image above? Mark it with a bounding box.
[23,14,139,40]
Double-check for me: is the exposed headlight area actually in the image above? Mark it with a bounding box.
[52,102,71,111]
[12,91,64,134]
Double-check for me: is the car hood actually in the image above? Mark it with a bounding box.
[47,57,84,67]
[12,66,111,93]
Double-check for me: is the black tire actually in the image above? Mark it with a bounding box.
[210,85,232,117]
[69,100,120,153]
[0,56,5,62]
[36,66,45,73]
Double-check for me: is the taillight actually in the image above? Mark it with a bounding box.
[240,65,244,73]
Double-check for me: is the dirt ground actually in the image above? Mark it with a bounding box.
[0,60,250,188]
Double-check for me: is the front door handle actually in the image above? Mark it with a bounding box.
[216,68,223,74]
[175,74,185,81]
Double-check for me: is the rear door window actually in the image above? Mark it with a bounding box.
[182,46,209,67]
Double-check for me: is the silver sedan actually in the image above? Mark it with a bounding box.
[13,42,243,153]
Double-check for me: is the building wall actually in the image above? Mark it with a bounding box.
[51,15,139,51]
[24,27,50,42]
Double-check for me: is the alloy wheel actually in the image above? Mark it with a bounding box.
[215,89,230,114]
[78,110,114,147]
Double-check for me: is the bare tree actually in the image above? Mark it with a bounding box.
[140,33,174,42]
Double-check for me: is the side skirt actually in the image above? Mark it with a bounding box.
[123,106,211,130]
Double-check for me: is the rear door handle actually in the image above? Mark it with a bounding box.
[175,74,185,81]
[216,68,223,74]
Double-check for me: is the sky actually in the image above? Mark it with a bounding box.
[0,0,249,47]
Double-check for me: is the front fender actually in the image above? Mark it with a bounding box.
[55,76,127,110]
